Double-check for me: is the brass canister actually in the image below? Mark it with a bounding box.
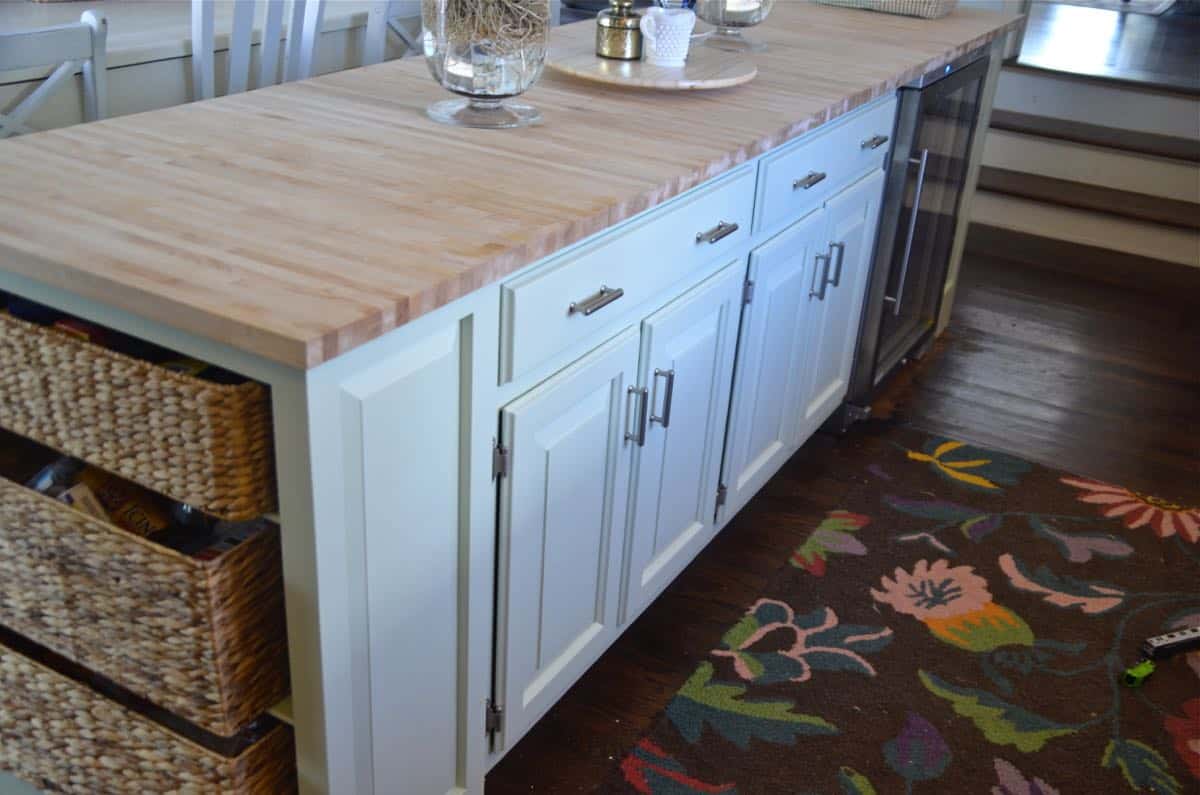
[596,0,642,60]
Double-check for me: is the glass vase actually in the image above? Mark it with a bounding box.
[694,0,775,53]
[421,0,550,128]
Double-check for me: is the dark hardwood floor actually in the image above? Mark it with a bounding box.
[485,251,1200,793]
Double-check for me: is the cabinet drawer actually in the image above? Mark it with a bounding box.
[0,634,296,794]
[500,165,755,384]
[754,96,897,234]
[0,312,275,520]
[0,444,289,738]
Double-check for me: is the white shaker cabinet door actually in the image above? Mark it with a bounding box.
[799,169,886,439]
[495,328,640,752]
[622,261,744,625]
[721,208,826,517]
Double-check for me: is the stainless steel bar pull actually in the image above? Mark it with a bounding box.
[883,148,929,317]
[861,134,890,150]
[625,386,649,446]
[828,241,846,287]
[810,252,832,301]
[568,285,624,316]
[650,368,675,428]
[696,220,739,245]
[793,171,827,191]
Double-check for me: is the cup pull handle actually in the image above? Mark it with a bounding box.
[650,368,675,428]
[695,220,739,245]
[568,285,625,316]
[793,171,827,190]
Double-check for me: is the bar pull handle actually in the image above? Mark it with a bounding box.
[625,386,649,446]
[861,134,890,150]
[650,368,675,428]
[793,171,827,191]
[810,252,831,301]
[883,148,929,317]
[696,220,739,245]
[828,241,846,287]
[568,285,624,316]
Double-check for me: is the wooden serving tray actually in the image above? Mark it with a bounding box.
[547,28,757,91]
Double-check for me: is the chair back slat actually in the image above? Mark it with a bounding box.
[259,0,286,89]
[190,0,216,100]
[226,0,257,94]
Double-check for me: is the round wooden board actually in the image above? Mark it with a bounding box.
[546,36,757,91]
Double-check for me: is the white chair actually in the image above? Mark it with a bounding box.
[0,11,107,138]
[190,0,326,100]
[361,0,562,66]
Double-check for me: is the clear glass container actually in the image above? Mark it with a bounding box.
[694,0,775,53]
[421,0,550,128]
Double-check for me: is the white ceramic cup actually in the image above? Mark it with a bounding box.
[640,7,696,67]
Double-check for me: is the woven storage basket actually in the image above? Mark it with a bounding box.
[814,0,959,19]
[0,312,275,521]
[0,475,289,737]
[0,638,296,794]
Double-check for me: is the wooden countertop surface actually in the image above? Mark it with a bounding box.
[0,4,1020,369]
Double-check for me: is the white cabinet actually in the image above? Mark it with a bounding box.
[494,328,639,748]
[720,208,826,516]
[622,261,744,624]
[798,169,886,439]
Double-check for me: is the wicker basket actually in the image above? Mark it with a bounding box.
[814,0,959,19]
[0,638,296,794]
[0,312,275,521]
[0,475,290,737]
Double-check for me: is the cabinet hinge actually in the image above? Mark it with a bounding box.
[742,280,755,305]
[485,700,504,736]
[492,441,510,479]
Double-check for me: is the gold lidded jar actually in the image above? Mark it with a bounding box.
[596,0,642,60]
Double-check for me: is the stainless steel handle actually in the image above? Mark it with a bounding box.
[828,241,846,287]
[568,285,624,316]
[883,148,929,317]
[810,252,831,301]
[861,134,890,150]
[650,368,675,428]
[695,220,739,245]
[625,386,649,446]
[793,171,827,191]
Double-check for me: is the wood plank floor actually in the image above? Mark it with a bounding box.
[485,252,1200,793]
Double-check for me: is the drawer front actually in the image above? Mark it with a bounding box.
[0,637,296,795]
[500,165,756,384]
[755,96,898,235]
[0,468,289,737]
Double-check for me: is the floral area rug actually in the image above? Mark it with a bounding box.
[607,428,1200,794]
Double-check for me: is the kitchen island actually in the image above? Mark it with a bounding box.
[0,4,1021,793]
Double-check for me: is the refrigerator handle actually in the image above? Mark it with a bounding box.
[883,147,930,317]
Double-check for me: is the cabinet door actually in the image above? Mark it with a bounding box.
[623,261,744,624]
[495,328,639,750]
[799,169,886,439]
[721,208,826,516]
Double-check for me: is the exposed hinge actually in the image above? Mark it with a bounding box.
[485,700,504,736]
[742,279,755,305]
[492,441,510,479]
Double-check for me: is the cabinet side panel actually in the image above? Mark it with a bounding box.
[343,322,464,795]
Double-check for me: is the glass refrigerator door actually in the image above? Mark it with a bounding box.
[876,59,986,377]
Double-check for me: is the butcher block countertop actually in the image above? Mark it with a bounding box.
[0,4,1020,369]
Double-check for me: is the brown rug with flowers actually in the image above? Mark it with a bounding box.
[605,427,1200,794]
